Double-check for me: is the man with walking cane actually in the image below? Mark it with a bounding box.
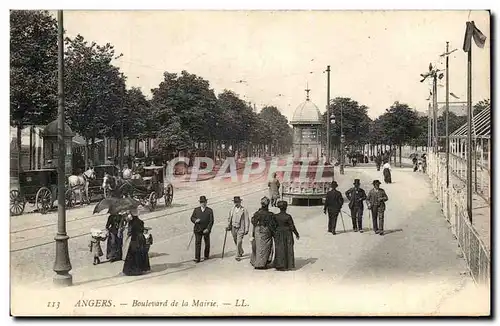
[323,181,344,235]
[225,196,250,261]
[366,180,389,235]
[345,179,367,233]
[190,196,214,263]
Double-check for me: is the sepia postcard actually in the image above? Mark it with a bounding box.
[9,9,491,316]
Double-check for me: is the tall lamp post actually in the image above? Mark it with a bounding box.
[53,10,72,286]
[339,103,345,175]
[329,113,336,179]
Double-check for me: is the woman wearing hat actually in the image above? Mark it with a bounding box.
[122,207,151,275]
[250,196,277,269]
[273,201,300,271]
[268,173,281,207]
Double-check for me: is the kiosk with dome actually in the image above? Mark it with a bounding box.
[279,88,334,205]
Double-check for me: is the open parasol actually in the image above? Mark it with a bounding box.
[93,197,141,215]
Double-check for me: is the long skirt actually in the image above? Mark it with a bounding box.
[123,237,151,276]
[250,225,274,268]
[273,229,295,271]
[106,230,122,261]
[121,231,132,261]
[383,168,392,183]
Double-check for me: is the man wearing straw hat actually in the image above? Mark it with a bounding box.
[366,180,389,235]
[226,196,250,261]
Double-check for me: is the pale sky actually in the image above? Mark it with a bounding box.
[60,10,490,120]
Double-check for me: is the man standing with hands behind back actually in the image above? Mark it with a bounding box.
[190,196,214,263]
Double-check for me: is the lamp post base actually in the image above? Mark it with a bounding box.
[53,233,73,287]
[340,165,345,175]
[53,272,73,287]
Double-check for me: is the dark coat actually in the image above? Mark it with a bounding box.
[190,207,215,233]
[324,189,344,212]
[345,187,367,209]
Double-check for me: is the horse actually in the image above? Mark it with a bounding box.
[68,167,95,204]
[103,174,135,199]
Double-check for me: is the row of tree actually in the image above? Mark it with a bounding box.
[10,10,293,168]
[321,96,490,166]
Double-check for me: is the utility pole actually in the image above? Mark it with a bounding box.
[466,40,473,223]
[326,65,331,163]
[53,10,72,286]
[432,74,438,153]
[340,102,345,175]
[120,120,124,171]
[445,42,450,188]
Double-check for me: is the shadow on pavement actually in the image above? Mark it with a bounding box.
[294,257,318,270]
[150,259,193,273]
[148,252,170,259]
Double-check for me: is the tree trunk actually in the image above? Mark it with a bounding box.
[399,143,402,167]
[16,125,22,185]
[84,138,89,170]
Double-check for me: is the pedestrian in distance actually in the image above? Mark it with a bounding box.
[382,160,392,183]
[226,196,250,261]
[345,179,367,233]
[366,180,389,235]
[89,228,107,265]
[273,200,300,271]
[190,196,214,263]
[268,173,281,207]
[323,181,344,235]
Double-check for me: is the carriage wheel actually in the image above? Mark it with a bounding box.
[65,189,77,208]
[10,190,25,216]
[148,192,157,211]
[35,187,52,214]
[164,184,174,207]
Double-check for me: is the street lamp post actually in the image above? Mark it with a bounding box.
[53,10,72,286]
[340,103,345,175]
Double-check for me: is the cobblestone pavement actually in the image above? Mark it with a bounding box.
[11,162,490,316]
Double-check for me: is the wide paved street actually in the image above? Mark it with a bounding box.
[10,161,489,316]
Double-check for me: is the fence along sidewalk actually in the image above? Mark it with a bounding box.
[426,152,490,287]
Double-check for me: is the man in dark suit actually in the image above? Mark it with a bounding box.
[345,179,367,233]
[323,181,344,235]
[190,196,214,262]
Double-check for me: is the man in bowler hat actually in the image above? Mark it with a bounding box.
[345,179,367,232]
[366,180,389,235]
[323,181,344,234]
[226,196,250,261]
[190,196,214,262]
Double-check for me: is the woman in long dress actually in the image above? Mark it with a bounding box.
[273,201,300,271]
[250,197,276,269]
[268,173,280,207]
[105,213,123,262]
[382,160,392,183]
[123,208,151,276]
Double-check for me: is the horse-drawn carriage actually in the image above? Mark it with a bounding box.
[10,169,78,216]
[129,166,174,211]
[107,165,174,211]
[88,164,120,199]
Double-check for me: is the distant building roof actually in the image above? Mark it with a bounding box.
[450,107,490,138]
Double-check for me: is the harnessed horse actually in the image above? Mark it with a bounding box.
[68,168,95,204]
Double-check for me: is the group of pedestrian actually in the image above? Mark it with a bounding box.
[190,194,300,271]
[89,207,152,276]
[324,178,389,235]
